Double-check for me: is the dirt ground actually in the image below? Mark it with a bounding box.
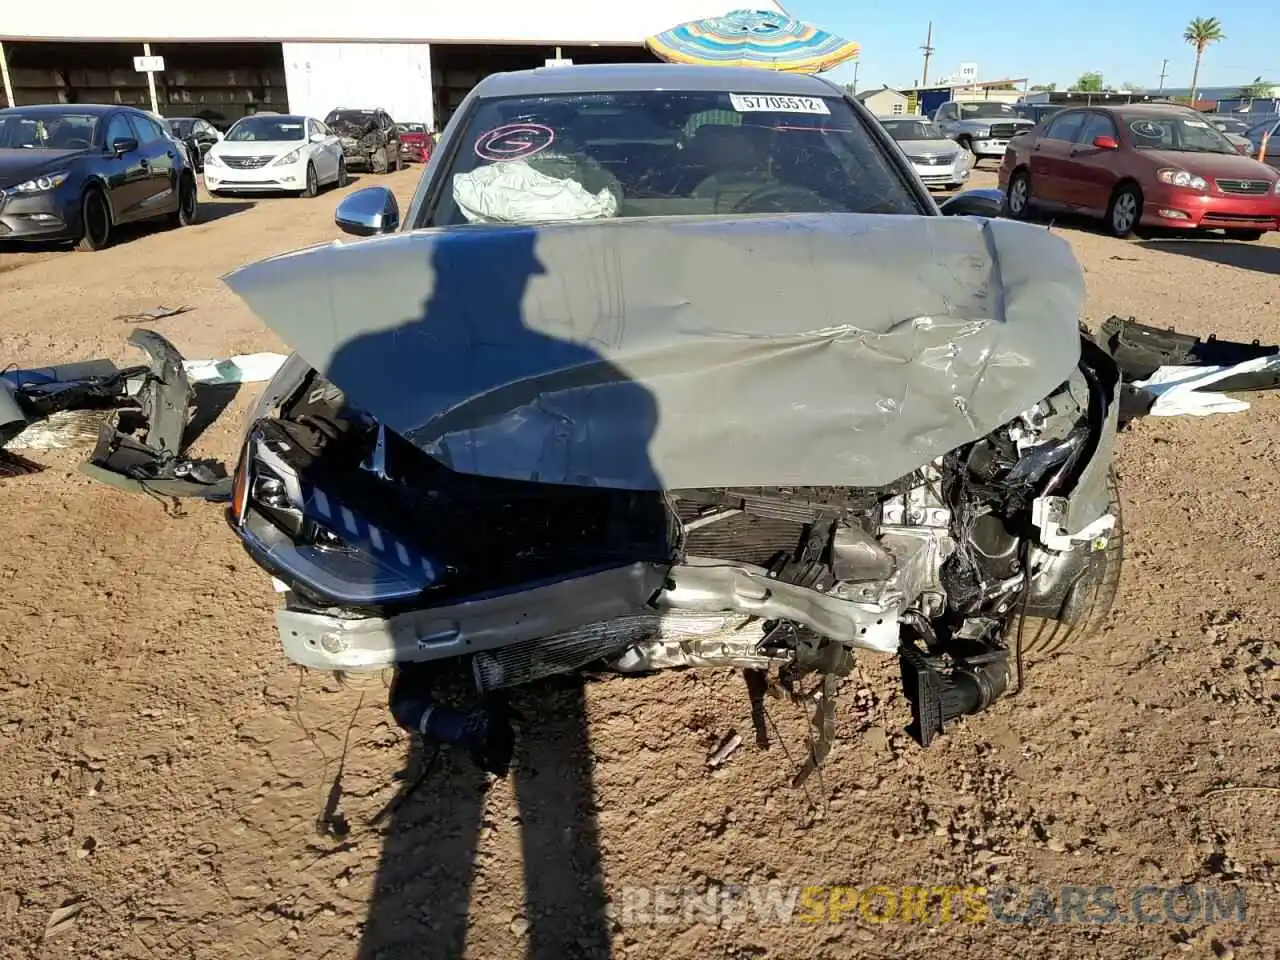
[1,167,1278,960]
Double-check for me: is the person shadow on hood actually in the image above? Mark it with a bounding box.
[313,223,663,960]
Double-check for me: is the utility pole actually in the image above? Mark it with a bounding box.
[1157,58,1169,93]
[920,22,934,87]
[851,60,860,94]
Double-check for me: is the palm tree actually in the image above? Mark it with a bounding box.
[1184,17,1225,103]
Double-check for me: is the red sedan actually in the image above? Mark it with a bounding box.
[397,122,434,163]
[998,103,1280,239]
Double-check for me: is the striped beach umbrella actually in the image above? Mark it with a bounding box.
[645,9,859,75]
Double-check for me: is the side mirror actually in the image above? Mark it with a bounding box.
[1092,135,1119,150]
[112,137,139,155]
[938,188,1004,219]
[310,132,326,143]
[335,186,400,237]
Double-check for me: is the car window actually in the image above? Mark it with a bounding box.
[226,116,307,141]
[131,115,167,144]
[1124,114,1236,154]
[0,111,100,149]
[1044,112,1087,142]
[880,119,940,141]
[313,119,330,137]
[105,114,135,147]
[1076,112,1117,144]
[958,102,1018,119]
[424,89,924,228]
[937,105,956,120]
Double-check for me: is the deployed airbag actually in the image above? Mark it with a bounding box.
[223,213,1086,490]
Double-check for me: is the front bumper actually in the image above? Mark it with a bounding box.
[204,158,308,193]
[399,141,426,162]
[0,187,78,240]
[970,138,1014,158]
[909,158,969,188]
[1142,185,1280,231]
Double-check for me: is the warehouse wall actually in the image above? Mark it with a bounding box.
[283,43,433,128]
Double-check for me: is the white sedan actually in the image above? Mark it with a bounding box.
[204,114,349,197]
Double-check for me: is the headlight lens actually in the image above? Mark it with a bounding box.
[1157,168,1208,191]
[205,152,224,167]
[971,126,991,139]
[1,171,70,196]
[273,148,302,166]
[1274,179,1280,196]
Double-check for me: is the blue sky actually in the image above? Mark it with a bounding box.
[788,0,1279,92]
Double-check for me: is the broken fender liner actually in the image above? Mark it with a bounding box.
[80,329,231,501]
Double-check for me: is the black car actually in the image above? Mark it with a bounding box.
[166,116,223,173]
[0,103,199,251]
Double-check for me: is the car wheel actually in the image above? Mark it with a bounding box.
[336,158,349,188]
[1106,184,1142,238]
[1003,169,1033,219]
[302,162,319,198]
[76,187,112,252]
[169,174,199,228]
[1020,466,1125,659]
[394,149,404,172]
[1223,229,1264,241]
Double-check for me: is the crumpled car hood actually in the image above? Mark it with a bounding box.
[223,213,1085,491]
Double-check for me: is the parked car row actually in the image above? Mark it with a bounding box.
[997,102,1280,239]
[0,103,199,251]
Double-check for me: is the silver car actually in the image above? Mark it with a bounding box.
[220,63,1122,770]
[878,115,971,189]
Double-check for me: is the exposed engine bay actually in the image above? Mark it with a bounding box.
[230,332,1122,774]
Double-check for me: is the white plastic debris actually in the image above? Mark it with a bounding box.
[452,160,619,224]
[181,353,289,386]
[1134,354,1280,417]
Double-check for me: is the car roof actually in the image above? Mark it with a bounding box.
[0,103,128,117]
[877,114,927,120]
[471,62,842,98]
[1091,103,1197,117]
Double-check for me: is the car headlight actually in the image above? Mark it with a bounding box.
[1157,169,1208,191]
[205,152,224,167]
[1274,179,1280,196]
[1,171,70,196]
[273,148,302,166]
[970,127,991,139]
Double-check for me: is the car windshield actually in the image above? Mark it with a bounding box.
[168,119,194,137]
[958,102,1017,118]
[1125,114,1237,154]
[401,123,425,133]
[1211,117,1249,134]
[427,90,921,227]
[0,110,99,149]
[880,119,939,140]
[225,116,306,142]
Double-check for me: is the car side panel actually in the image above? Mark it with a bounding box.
[100,113,149,222]
[1064,112,1123,214]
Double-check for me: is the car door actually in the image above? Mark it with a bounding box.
[308,119,339,181]
[381,111,400,153]
[1031,110,1088,205]
[128,113,179,216]
[1061,111,1122,212]
[100,112,150,222]
[934,103,958,137]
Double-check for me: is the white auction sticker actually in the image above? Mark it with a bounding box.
[729,93,831,115]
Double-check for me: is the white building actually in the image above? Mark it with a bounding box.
[0,1,783,128]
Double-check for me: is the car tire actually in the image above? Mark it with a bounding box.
[1003,168,1033,219]
[1106,184,1142,238]
[394,149,404,172]
[336,158,349,188]
[75,187,112,252]
[169,174,199,228]
[1020,465,1125,659]
[1223,229,1264,241]
[302,162,319,198]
